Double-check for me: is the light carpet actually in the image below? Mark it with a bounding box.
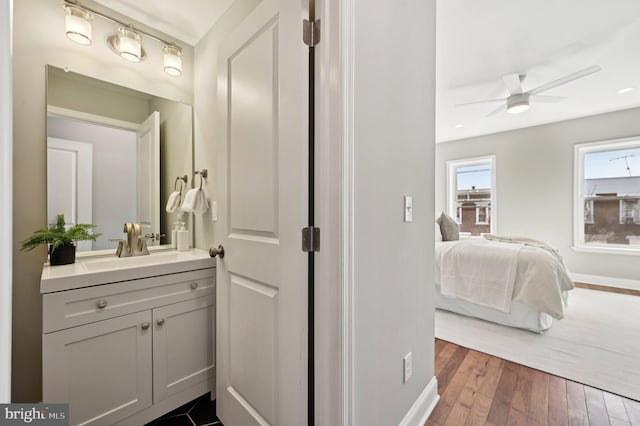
[435,287,640,401]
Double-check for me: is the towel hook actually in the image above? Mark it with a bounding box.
[194,169,208,190]
[174,175,188,193]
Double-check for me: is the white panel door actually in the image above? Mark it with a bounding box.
[47,137,93,251]
[215,0,308,424]
[136,111,160,241]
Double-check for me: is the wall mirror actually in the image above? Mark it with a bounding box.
[46,65,194,253]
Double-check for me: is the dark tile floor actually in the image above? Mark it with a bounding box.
[145,393,223,426]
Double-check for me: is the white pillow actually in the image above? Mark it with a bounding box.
[435,222,443,242]
[436,211,460,241]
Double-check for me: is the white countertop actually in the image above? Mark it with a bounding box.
[41,249,215,294]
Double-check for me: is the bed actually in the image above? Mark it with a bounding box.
[434,235,574,332]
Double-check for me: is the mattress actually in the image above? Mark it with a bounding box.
[435,285,553,332]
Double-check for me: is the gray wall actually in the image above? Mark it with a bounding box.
[12,0,193,401]
[47,117,137,250]
[353,0,437,424]
[150,97,194,246]
[47,69,152,124]
[436,107,640,287]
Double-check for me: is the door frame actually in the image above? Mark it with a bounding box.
[0,0,12,404]
[314,0,353,424]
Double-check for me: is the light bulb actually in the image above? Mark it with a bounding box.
[163,45,183,76]
[65,5,92,45]
[118,27,142,62]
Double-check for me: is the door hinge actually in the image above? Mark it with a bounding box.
[302,227,320,252]
[303,19,321,47]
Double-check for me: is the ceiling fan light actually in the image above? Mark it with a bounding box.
[617,87,635,94]
[507,103,530,114]
[118,27,142,62]
[506,94,530,114]
[163,45,183,76]
[64,5,93,45]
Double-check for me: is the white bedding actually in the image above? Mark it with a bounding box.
[440,239,522,312]
[435,238,574,319]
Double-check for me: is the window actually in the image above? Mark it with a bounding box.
[447,156,496,236]
[619,200,639,224]
[476,206,490,225]
[574,138,640,252]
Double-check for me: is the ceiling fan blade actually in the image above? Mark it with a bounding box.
[455,98,506,108]
[528,65,601,95]
[502,73,523,95]
[485,104,505,117]
[529,95,567,103]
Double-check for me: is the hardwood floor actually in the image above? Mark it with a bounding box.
[427,339,640,426]
[574,282,640,297]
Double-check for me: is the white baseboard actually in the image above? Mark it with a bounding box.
[398,376,439,426]
[570,273,640,291]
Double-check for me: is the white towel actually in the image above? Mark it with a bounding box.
[165,191,181,213]
[181,188,209,214]
[194,189,209,214]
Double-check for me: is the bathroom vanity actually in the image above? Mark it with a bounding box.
[40,250,215,426]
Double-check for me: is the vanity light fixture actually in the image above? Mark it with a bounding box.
[64,4,93,45]
[163,45,183,76]
[62,0,184,76]
[117,27,142,62]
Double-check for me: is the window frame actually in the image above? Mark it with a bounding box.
[446,155,496,235]
[574,137,640,254]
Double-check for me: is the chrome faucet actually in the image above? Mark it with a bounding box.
[110,223,152,257]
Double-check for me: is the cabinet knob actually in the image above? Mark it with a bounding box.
[157,318,165,326]
[141,322,150,330]
[190,282,198,290]
[97,300,108,309]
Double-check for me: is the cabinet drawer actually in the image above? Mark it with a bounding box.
[43,269,215,333]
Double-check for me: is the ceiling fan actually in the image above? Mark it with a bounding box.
[456,65,602,116]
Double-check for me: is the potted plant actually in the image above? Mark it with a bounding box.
[21,214,101,265]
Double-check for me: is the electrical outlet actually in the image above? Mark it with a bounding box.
[403,352,412,383]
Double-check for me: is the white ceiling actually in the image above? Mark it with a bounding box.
[94,0,235,45]
[436,0,640,142]
[98,0,640,143]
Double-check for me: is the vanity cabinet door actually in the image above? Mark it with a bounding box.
[152,295,214,403]
[43,310,153,426]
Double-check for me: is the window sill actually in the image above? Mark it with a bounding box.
[571,245,640,256]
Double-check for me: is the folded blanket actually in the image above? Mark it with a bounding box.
[440,239,523,313]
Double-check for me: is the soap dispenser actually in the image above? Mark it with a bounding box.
[177,222,189,251]
[171,220,181,249]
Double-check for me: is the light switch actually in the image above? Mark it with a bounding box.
[404,196,413,222]
[211,201,218,222]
